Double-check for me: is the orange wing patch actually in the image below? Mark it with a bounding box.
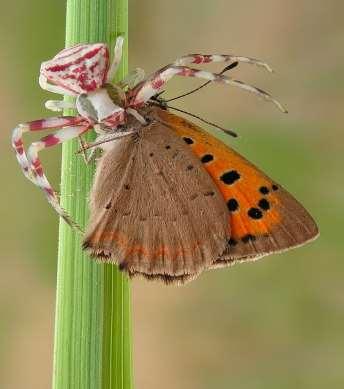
[156,108,319,264]
[158,109,280,241]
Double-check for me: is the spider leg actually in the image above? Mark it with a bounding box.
[12,116,87,183]
[45,99,76,112]
[26,124,91,228]
[117,68,146,90]
[130,65,287,112]
[12,116,89,228]
[106,36,124,82]
[174,54,273,72]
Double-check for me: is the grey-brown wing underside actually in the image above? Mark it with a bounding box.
[83,121,230,283]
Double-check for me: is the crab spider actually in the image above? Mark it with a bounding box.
[12,36,286,227]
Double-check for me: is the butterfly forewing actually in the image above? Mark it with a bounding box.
[83,115,230,283]
[156,108,319,267]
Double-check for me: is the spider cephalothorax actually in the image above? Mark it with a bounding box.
[12,36,286,227]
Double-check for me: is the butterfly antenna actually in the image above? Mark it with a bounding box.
[166,62,239,103]
[166,105,238,138]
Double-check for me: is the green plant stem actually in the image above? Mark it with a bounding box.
[53,1,132,388]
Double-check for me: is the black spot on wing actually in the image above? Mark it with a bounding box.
[183,137,194,145]
[201,154,214,163]
[220,170,240,185]
[248,207,263,220]
[241,234,256,243]
[227,198,239,212]
[259,186,269,195]
[258,198,270,210]
[228,238,238,246]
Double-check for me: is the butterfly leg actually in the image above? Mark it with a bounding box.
[130,65,287,112]
[174,54,273,72]
[77,135,101,164]
[77,127,137,154]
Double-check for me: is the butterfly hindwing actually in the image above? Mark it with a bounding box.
[83,115,230,283]
[156,108,319,266]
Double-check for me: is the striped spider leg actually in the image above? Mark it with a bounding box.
[12,37,132,228]
[12,116,90,228]
[12,106,126,228]
[129,53,287,113]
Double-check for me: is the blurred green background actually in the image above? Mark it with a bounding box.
[1,1,343,388]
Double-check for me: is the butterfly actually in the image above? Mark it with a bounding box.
[12,37,319,284]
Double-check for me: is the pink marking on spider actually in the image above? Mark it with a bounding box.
[72,65,87,74]
[41,43,109,94]
[178,67,196,77]
[29,116,86,131]
[90,61,99,73]
[44,187,55,197]
[41,134,60,147]
[192,55,203,64]
[28,119,47,130]
[81,76,97,92]
[13,139,24,154]
[151,77,164,90]
[31,159,44,177]
[102,111,126,127]
[16,146,24,155]
[45,46,104,73]
[202,56,212,63]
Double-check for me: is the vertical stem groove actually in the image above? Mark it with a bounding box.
[53,1,132,388]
